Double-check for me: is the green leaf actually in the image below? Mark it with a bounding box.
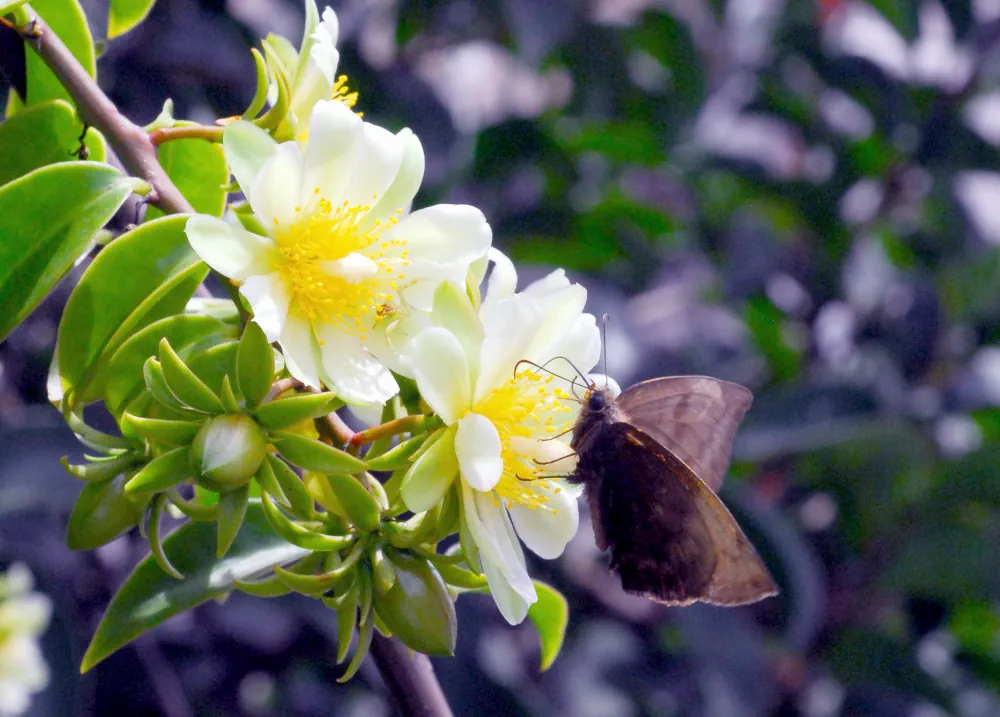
[326,474,381,533]
[266,454,316,519]
[67,474,147,550]
[527,580,568,671]
[253,392,339,430]
[7,0,96,111]
[400,426,458,514]
[81,502,310,671]
[145,133,228,221]
[0,162,139,342]
[0,100,105,185]
[105,315,234,415]
[57,215,208,403]
[108,0,157,38]
[236,321,274,410]
[120,414,202,446]
[259,490,353,551]
[272,432,368,474]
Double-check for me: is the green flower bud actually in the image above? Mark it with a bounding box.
[190,414,267,492]
[373,551,457,656]
[67,474,148,550]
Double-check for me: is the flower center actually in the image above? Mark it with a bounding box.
[471,369,576,510]
[333,74,361,115]
[273,195,408,338]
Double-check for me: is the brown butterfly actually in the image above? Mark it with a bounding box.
[568,376,778,606]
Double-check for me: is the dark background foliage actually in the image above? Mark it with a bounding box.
[3,0,1000,715]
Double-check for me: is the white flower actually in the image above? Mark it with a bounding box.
[0,565,51,717]
[400,256,600,623]
[186,100,492,405]
[264,4,357,141]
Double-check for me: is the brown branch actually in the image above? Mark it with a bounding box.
[11,11,193,214]
[370,634,454,717]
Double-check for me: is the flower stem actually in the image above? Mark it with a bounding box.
[149,125,225,146]
[350,415,431,448]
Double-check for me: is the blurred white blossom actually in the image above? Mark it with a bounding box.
[0,565,51,717]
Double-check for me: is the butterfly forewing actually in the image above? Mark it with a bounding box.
[616,376,752,491]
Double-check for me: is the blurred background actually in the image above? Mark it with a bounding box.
[3,0,1000,715]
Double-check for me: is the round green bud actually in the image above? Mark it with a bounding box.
[373,550,457,656]
[190,414,267,492]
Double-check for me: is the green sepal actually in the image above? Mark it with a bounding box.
[64,410,130,452]
[273,540,364,596]
[266,454,316,519]
[358,566,373,628]
[372,610,393,638]
[125,446,191,494]
[242,47,270,120]
[219,375,242,414]
[254,392,340,430]
[148,494,184,580]
[255,63,290,132]
[429,483,461,542]
[400,426,458,514]
[217,484,251,558]
[233,552,323,597]
[121,414,202,447]
[458,488,483,574]
[158,339,224,413]
[371,545,396,595]
[433,561,488,589]
[338,609,374,683]
[236,320,273,410]
[272,432,367,474]
[165,488,217,522]
[61,452,138,482]
[326,474,381,533]
[252,455,289,508]
[381,506,438,549]
[365,434,426,472]
[67,474,147,550]
[373,550,457,656]
[304,471,344,515]
[259,490,353,552]
[143,358,188,413]
[334,587,358,664]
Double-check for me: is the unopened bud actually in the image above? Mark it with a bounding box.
[191,414,267,492]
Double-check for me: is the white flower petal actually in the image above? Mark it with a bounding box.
[223,120,278,196]
[525,284,589,362]
[484,247,517,304]
[248,142,304,230]
[482,552,531,624]
[409,327,471,424]
[381,204,492,278]
[308,8,340,85]
[241,274,290,342]
[509,485,579,560]
[364,128,425,227]
[280,314,322,389]
[315,327,398,405]
[185,215,274,281]
[301,100,362,207]
[542,312,601,378]
[455,413,503,491]
[342,122,404,210]
[523,268,570,298]
[474,491,533,595]
[364,312,433,377]
[321,252,378,281]
[474,297,543,401]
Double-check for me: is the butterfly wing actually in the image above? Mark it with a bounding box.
[583,422,776,606]
[616,376,752,491]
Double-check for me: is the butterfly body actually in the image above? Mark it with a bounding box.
[568,378,778,606]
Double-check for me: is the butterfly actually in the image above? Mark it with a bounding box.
[567,376,778,606]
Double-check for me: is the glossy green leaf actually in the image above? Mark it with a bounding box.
[105,315,233,414]
[7,0,96,111]
[259,490,353,551]
[374,551,456,656]
[57,215,207,403]
[217,484,251,558]
[365,434,426,472]
[124,446,191,494]
[121,414,201,446]
[219,375,241,413]
[66,474,148,550]
[0,100,105,185]
[81,502,310,671]
[266,455,316,519]
[0,162,139,342]
[185,342,239,396]
[527,580,568,671]
[400,426,458,514]
[142,359,188,413]
[148,494,184,579]
[272,432,368,474]
[253,392,339,430]
[236,321,273,410]
[109,0,157,38]
[145,133,228,221]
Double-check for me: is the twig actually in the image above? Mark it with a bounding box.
[149,125,225,146]
[370,634,454,717]
[10,11,192,214]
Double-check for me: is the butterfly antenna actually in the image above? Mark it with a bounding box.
[601,313,610,388]
[513,359,576,385]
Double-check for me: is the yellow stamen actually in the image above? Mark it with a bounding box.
[333,74,362,117]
